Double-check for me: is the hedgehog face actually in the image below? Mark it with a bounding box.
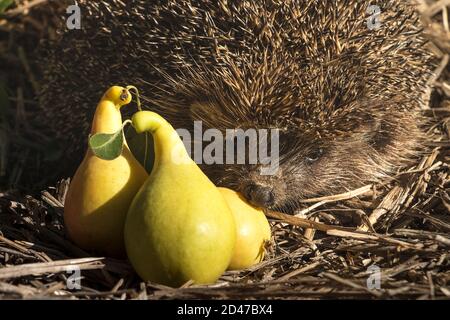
[199,103,424,214]
[204,134,348,213]
[194,132,310,212]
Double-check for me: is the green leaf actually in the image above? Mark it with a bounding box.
[0,0,14,13]
[89,128,124,160]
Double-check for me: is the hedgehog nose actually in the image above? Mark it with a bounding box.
[243,184,275,208]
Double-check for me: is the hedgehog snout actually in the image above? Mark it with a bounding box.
[242,183,275,208]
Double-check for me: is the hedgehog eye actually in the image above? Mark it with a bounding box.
[305,148,323,163]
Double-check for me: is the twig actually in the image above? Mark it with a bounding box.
[0,257,105,280]
[265,210,355,232]
[41,191,64,208]
[423,0,450,17]
[278,261,321,282]
[357,186,403,232]
[326,229,423,250]
[299,185,373,204]
[0,282,38,297]
[321,272,383,298]
[394,228,450,246]
[0,234,49,263]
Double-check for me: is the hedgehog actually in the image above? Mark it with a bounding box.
[39,0,436,213]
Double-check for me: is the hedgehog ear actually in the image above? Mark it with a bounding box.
[357,99,399,150]
[359,116,392,150]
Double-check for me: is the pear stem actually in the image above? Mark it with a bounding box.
[126,85,142,111]
[122,119,132,130]
[126,86,149,168]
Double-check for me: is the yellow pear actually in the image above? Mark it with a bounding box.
[64,86,148,258]
[219,187,271,270]
[124,111,236,287]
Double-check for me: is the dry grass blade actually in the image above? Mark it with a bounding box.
[0,281,39,297]
[322,272,383,298]
[0,258,105,280]
[326,230,422,250]
[265,210,356,232]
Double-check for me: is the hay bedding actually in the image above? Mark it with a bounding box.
[0,0,450,299]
